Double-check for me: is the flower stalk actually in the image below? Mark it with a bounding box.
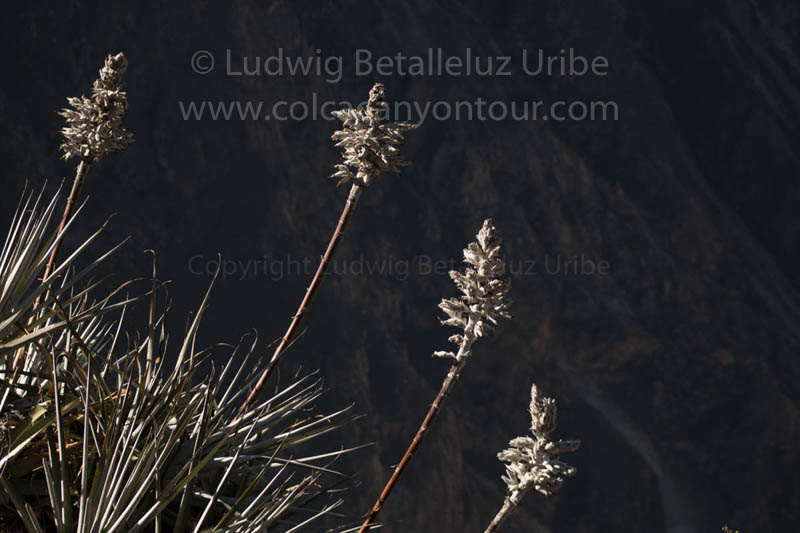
[34,161,89,306]
[35,51,134,311]
[235,83,415,421]
[235,181,362,419]
[359,219,511,532]
[484,384,580,532]
[16,52,132,371]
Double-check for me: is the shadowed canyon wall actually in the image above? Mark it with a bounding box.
[1,1,799,531]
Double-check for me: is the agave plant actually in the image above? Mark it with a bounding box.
[0,188,358,532]
[1,185,130,402]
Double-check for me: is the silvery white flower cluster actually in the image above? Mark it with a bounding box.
[330,83,416,187]
[59,52,134,163]
[434,219,511,362]
[498,384,580,498]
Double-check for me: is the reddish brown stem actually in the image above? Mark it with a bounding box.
[234,183,363,421]
[40,161,90,299]
[14,161,89,370]
[359,360,465,532]
[484,495,520,533]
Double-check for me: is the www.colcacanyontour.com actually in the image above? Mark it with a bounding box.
[182,47,620,124]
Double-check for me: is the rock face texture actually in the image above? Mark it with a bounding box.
[1,1,799,531]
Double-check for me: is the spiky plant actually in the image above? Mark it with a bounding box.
[1,185,129,402]
[0,188,357,532]
[0,185,135,530]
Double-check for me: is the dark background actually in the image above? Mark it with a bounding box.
[2,1,799,532]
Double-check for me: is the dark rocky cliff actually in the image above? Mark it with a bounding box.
[1,1,799,531]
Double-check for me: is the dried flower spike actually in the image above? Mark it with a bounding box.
[330,83,416,187]
[21,52,135,359]
[434,218,511,361]
[360,219,511,532]
[484,384,581,532]
[59,52,134,164]
[235,84,416,421]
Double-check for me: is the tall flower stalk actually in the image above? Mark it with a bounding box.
[359,219,511,532]
[484,384,580,532]
[15,52,133,370]
[48,51,135,289]
[235,83,415,420]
